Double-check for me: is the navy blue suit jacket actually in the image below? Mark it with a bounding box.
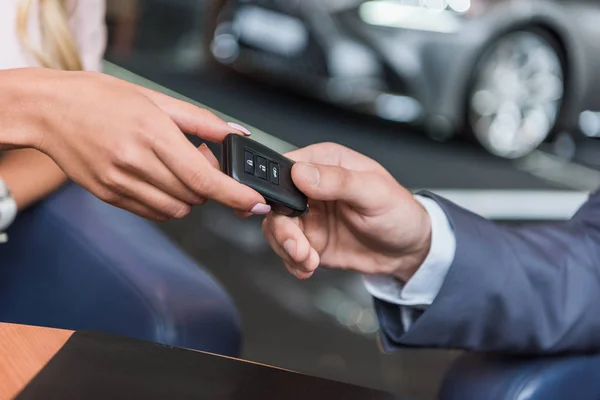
[375,189,600,354]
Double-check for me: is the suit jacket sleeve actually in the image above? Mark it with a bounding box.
[375,189,600,354]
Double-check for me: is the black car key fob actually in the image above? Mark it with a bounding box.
[222,133,309,217]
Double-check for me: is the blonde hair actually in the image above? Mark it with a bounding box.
[16,0,83,71]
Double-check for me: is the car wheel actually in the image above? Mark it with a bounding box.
[468,30,565,159]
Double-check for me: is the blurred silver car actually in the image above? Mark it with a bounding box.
[209,0,600,158]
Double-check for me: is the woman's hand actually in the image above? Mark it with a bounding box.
[0,68,269,221]
[261,143,432,281]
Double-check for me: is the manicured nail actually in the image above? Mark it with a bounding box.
[228,122,252,136]
[283,239,297,259]
[297,163,320,186]
[250,203,271,215]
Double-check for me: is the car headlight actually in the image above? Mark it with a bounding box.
[358,0,500,33]
[359,1,461,33]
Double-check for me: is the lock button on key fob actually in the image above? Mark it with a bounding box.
[222,134,308,217]
[244,151,255,174]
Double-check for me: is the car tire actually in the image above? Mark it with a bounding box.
[467,29,566,159]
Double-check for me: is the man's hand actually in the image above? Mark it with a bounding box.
[1,68,270,221]
[262,143,432,281]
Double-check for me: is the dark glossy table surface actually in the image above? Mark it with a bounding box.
[0,323,399,400]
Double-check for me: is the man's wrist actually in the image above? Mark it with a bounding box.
[392,197,432,283]
[398,194,457,301]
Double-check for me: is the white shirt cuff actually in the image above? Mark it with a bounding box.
[363,195,456,330]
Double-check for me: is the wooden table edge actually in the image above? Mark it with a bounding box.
[0,323,74,400]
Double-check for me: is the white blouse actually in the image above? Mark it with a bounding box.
[0,0,106,71]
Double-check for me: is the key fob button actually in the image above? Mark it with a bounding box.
[256,156,268,180]
[269,161,280,185]
[244,150,254,174]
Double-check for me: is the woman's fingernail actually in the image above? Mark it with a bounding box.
[228,122,252,136]
[283,239,297,259]
[250,203,271,215]
[297,163,320,187]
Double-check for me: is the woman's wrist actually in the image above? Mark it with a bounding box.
[0,149,68,211]
[0,69,42,149]
[0,176,18,232]
[0,68,68,151]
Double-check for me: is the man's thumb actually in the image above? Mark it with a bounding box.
[292,162,372,208]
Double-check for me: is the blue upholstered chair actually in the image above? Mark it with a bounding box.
[0,183,241,357]
[439,347,600,399]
